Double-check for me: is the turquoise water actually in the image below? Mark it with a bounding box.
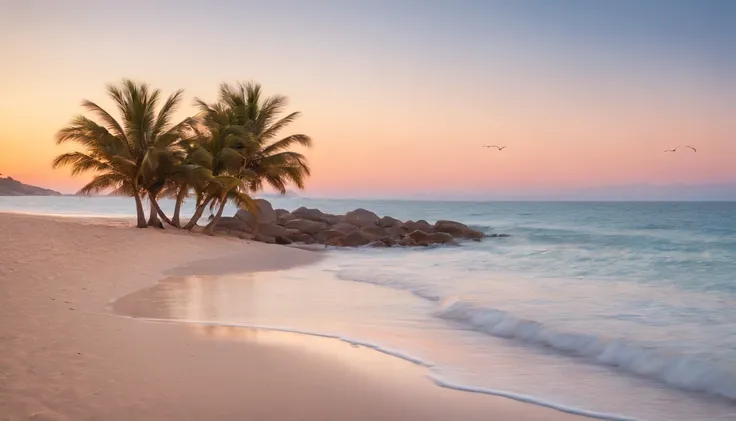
[3,197,736,420]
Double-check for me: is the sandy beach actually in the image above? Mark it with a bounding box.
[0,213,588,421]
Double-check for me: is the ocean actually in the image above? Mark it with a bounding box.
[3,196,735,421]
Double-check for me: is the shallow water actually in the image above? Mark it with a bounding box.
[5,197,736,420]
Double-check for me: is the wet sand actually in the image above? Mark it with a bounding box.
[0,213,588,421]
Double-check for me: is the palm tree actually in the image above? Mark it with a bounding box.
[217,82,312,194]
[179,103,258,231]
[53,79,185,228]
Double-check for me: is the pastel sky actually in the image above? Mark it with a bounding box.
[1,0,734,198]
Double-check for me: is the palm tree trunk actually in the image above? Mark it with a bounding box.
[147,196,161,228]
[150,195,173,226]
[171,184,188,228]
[133,192,147,228]
[183,197,212,230]
[203,198,227,236]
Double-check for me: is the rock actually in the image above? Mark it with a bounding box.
[257,222,289,238]
[284,219,328,235]
[378,216,401,228]
[434,220,485,240]
[342,230,372,247]
[275,209,290,219]
[386,226,410,240]
[406,230,432,246]
[291,232,316,244]
[359,225,389,241]
[427,232,456,245]
[407,229,431,243]
[498,233,510,238]
[314,229,344,244]
[397,237,417,246]
[367,240,389,248]
[344,208,380,228]
[218,216,255,233]
[277,212,297,224]
[275,235,292,245]
[234,199,276,227]
[324,236,345,247]
[237,232,254,240]
[403,220,433,233]
[292,207,331,223]
[253,233,276,244]
[332,222,359,235]
[254,199,277,223]
[234,209,258,231]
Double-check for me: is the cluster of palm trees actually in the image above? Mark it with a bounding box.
[52,79,311,233]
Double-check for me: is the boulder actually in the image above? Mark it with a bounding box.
[314,229,344,244]
[386,226,410,240]
[257,222,289,239]
[434,220,485,240]
[234,209,258,231]
[403,220,433,233]
[344,208,380,228]
[407,230,431,246]
[427,232,456,245]
[275,236,293,245]
[292,207,331,223]
[284,219,328,235]
[378,216,401,228]
[291,232,317,244]
[359,225,389,241]
[275,209,291,219]
[343,230,372,247]
[277,212,297,224]
[253,233,276,244]
[253,199,277,223]
[218,216,256,233]
[323,213,344,224]
[324,236,345,247]
[332,222,359,235]
[367,240,389,248]
[397,237,417,246]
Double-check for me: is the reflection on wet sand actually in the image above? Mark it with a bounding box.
[111,274,258,322]
[111,275,425,381]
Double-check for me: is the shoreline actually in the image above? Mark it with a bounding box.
[1,212,588,421]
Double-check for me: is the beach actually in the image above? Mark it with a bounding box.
[0,212,587,421]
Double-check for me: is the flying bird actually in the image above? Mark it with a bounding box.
[483,145,506,150]
[664,148,678,152]
[684,146,697,152]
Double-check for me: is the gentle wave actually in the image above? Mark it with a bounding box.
[120,315,644,421]
[336,270,736,402]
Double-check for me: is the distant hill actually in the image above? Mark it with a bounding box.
[258,190,301,199]
[0,176,62,196]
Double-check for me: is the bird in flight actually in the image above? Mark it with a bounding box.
[483,145,506,150]
[664,146,697,153]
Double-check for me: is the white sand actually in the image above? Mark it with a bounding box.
[0,213,587,421]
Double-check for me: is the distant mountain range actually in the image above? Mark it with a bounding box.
[0,176,62,196]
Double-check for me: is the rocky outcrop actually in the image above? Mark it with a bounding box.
[218,200,502,248]
[342,230,372,247]
[257,222,289,239]
[283,219,327,235]
[435,220,484,240]
[344,208,380,228]
[254,199,277,224]
[378,216,401,228]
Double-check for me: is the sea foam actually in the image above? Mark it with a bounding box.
[336,270,736,402]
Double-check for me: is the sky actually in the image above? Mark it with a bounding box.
[1,0,734,199]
